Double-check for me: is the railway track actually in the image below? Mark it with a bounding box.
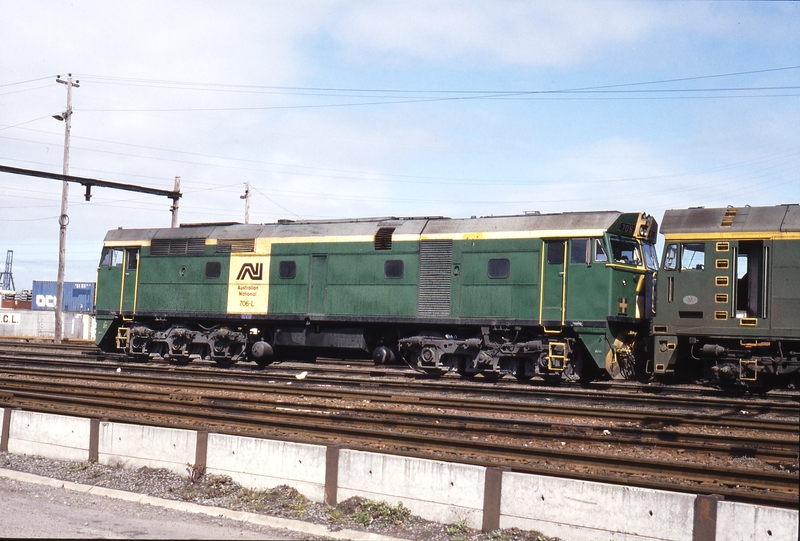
[1,340,798,415]
[0,345,797,509]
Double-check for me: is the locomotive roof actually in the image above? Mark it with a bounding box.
[661,205,800,239]
[103,210,649,243]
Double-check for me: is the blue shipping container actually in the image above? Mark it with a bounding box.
[32,281,96,313]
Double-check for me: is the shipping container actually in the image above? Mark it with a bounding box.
[32,281,96,313]
[1,298,32,310]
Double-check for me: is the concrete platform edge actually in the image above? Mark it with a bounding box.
[0,467,410,541]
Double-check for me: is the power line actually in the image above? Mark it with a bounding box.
[0,75,57,88]
[79,65,800,94]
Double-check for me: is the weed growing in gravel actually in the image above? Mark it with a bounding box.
[344,498,412,527]
[445,516,469,535]
[204,474,239,498]
[65,462,90,472]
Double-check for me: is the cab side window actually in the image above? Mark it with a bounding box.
[100,248,124,267]
[663,244,678,270]
[547,242,565,265]
[681,243,705,270]
[594,239,608,262]
[126,249,138,270]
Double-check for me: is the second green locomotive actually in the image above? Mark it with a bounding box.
[652,204,800,387]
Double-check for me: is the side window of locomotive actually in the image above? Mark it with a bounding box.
[100,248,112,267]
[384,259,404,279]
[570,239,590,265]
[487,258,510,279]
[126,249,138,270]
[547,242,564,265]
[663,244,678,270]
[594,239,608,262]
[205,261,222,279]
[279,260,297,279]
[610,238,642,265]
[101,248,124,268]
[681,243,705,270]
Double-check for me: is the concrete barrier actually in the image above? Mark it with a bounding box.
[500,470,696,541]
[206,433,328,502]
[337,449,487,529]
[717,500,799,541]
[1,407,796,540]
[5,410,91,461]
[98,421,196,476]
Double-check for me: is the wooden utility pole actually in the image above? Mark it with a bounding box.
[171,176,181,227]
[54,73,79,344]
[240,181,251,224]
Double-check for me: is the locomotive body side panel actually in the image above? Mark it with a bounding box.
[452,238,540,320]
[770,239,800,332]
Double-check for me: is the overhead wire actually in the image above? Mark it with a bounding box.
[1,67,796,213]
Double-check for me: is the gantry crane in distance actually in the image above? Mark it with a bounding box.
[1,250,14,294]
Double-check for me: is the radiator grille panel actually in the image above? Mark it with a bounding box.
[216,239,256,253]
[150,238,206,256]
[417,240,452,317]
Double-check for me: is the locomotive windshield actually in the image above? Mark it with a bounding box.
[609,237,642,266]
[643,243,658,271]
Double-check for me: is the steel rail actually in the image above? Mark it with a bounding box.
[1,342,798,412]
[1,376,797,463]
[3,385,797,509]
[1,345,797,417]
[1,362,796,435]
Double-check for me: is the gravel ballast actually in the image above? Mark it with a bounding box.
[0,451,559,541]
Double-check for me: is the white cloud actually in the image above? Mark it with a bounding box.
[330,1,660,68]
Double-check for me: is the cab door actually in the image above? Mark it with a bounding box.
[541,240,567,325]
[96,247,124,313]
[121,248,140,313]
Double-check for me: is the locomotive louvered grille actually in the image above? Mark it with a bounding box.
[374,227,395,250]
[216,239,256,253]
[417,240,452,317]
[150,238,206,256]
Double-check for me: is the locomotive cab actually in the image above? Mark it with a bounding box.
[652,205,800,387]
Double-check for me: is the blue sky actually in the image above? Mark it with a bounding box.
[1,0,798,290]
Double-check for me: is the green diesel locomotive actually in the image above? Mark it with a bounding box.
[95,210,659,383]
[652,204,800,387]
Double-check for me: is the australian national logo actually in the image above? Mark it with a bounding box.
[237,263,264,280]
